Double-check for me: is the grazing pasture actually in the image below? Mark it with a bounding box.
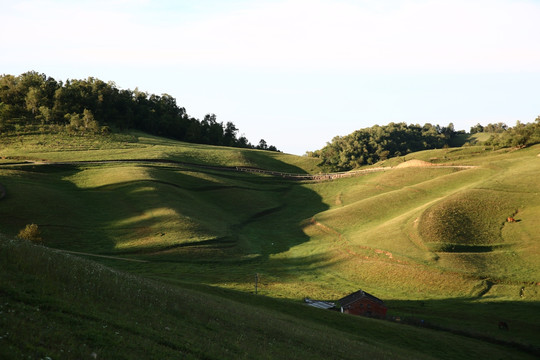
[0,130,539,358]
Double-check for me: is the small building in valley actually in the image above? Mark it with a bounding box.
[337,290,387,318]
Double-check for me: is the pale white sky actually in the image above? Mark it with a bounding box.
[1,0,539,154]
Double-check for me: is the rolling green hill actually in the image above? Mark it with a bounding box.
[5,236,537,359]
[1,130,539,358]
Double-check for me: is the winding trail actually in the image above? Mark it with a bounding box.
[50,248,148,263]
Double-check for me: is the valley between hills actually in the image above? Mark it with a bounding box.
[1,130,539,359]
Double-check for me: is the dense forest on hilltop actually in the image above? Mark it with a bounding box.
[310,119,540,172]
[0,71,278,151]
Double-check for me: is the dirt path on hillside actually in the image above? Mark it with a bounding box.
[51,248,148,263]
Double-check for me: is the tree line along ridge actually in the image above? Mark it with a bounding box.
[308,120,540,172]
[1,71,538,166]
[0,71,278,151]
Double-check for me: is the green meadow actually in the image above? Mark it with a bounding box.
[1,130,539,359]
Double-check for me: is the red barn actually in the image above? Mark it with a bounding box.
[337,290,387,318]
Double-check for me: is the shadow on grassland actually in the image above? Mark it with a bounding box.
[32,160,331,266]
[137,163,330,258]
[0,160,338,303]
[0,164,117,252]
[101,162,334,289]
[386,297,540,356]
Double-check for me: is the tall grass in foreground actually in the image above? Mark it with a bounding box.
[0,236,413,359]
[2,131,540,358]
[2,236,537,360]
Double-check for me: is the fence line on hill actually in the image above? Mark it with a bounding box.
[235,164,477,181]
[0,158,477,182]
[235,166,391,180]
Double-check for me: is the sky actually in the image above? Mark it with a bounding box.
[1,0,539,155]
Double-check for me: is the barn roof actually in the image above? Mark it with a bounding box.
[304,297,336,310]
[337,290,385,307]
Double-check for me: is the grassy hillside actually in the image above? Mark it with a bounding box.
[0,130,321,173]
[2,236,537,359]
[1,129,539,357]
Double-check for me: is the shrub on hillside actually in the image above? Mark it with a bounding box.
[17,223,43,244]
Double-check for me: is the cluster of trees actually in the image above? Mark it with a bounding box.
[472,119,540,148]
[0,71,277,151]
[308,122,460,171]
[470,122,508,134]
[311,118,540,172]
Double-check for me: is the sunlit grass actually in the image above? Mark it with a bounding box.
[1,130,539,357]
[0,129,322,173]
[5,236,536,359]
[63,165,154,188]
